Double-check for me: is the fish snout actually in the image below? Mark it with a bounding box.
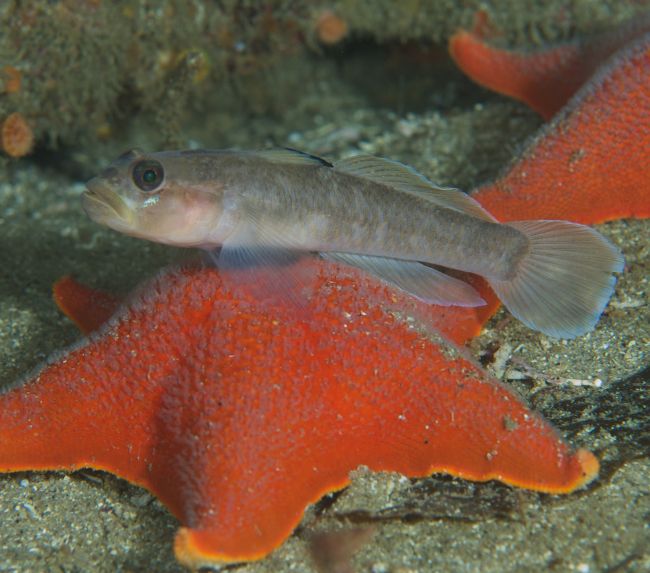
[82,177,133,226]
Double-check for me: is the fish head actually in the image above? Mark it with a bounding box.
[83,149,225,247]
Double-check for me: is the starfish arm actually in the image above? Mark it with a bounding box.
[118,264,595,568]
[472,32,650,224]
[449,16,650,119]
[449,29,584,119]
[0,281,187,489]
[53,275,120,334]
[0,343,157,482]
[174,355,598,567]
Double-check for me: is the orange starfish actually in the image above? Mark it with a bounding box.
[464,30,650,224]
[449,14,650,119]
[0,261,596,568]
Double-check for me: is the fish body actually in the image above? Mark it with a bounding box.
[84,148,623,338]
[216,152,524,276]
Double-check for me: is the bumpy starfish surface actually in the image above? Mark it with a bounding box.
[466,30,650,224]
[0,261,597,568]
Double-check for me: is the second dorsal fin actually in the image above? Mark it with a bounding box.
[335,155,496,221]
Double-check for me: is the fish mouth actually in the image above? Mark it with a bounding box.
[82,178,133,226]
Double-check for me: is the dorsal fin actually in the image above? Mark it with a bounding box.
[335,155,496,221]
[255,148,334,167]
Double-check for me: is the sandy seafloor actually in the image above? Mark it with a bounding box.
[1,19,649,573]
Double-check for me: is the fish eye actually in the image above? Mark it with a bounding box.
[132,160,164,192]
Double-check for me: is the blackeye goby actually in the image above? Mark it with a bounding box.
[83,148,624,338]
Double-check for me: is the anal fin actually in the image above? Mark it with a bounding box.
[322,253,486,307]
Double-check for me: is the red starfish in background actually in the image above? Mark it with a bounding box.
[455,25,650,224]
[449,12,650,119]
[1,262,597,568]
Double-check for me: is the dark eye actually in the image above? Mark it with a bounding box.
[132,159,164,192]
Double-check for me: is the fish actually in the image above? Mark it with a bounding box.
[83,147,624,338]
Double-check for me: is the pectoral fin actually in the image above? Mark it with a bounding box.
[322,253,486,307]
[206,246,314,309]
[215,243,301,272]
[206,217,311,307]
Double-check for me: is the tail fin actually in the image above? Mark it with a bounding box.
[488,221,624,338]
